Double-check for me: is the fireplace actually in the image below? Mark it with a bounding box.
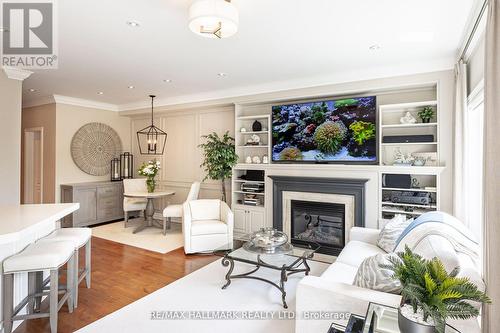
[270,176,368,256]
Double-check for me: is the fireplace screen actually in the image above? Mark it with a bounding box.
[291,200,345,250]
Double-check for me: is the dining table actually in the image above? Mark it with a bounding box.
[123,190,175,234]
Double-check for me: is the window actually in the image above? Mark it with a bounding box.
[464,82,484,243]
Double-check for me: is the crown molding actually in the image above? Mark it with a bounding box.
[53,95,119,111]
[2,66,33,81]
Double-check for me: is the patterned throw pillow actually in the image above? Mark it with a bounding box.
[353,253,402,294]
[377,215,412,253]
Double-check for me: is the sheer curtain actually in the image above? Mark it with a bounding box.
[483,0,500,331]
[453,61,468,223]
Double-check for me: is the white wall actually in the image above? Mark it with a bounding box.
[0,71,23,204]
[55,103,131,201]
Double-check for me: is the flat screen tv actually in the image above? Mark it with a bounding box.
[272,96,377,163]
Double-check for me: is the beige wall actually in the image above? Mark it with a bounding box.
[55,104,131,201]
[21,103,57,203]
[130,105,234,209]
[0,71,22,204]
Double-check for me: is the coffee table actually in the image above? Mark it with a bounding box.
[214,238,320,308]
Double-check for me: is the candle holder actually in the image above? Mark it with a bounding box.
[120,152,134,179]
[110,158,121,181]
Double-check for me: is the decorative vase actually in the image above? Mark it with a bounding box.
[398,307,438,333]
[252,120,262,132]
[146,178,156,193]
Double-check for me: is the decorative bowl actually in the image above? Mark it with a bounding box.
[250,227,288,250]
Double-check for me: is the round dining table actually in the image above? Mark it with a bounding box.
[123,190,175,234]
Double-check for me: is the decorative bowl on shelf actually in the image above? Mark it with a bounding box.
[250,227,288,250]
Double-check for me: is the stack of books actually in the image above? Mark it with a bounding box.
[243,194,261,206]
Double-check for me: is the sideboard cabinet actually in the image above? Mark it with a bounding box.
[61,181,124,227]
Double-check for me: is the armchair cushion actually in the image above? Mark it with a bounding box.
[190,220,228,236]
[336,240,385,268]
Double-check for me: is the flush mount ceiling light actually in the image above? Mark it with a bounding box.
[188,0,238,39]
[128,85,135,89]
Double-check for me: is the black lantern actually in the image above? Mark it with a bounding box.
[110,158,121,181]
[120,152,134,179]
[136,95,167,155]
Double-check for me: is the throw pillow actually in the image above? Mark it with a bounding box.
[377,215,412,253]
[353,253,402,294]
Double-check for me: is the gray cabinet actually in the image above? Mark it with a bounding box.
[61,181,124,227]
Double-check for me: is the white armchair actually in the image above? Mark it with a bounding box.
[162,182,200,234]
[123,179,147,227]
[182,199,233,254]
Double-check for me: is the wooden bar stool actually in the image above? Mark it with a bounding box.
[40,227,92,307]
[2,240,76,333]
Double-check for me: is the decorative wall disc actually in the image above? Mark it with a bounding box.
[71,122,123,176]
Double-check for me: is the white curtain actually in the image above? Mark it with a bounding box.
[482,0,500,331]
[453,60,468,223]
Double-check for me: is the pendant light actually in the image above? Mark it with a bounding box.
[136,95,167,155]
[188,0,238,39]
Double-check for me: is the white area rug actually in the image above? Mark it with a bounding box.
[76,258,328,333]
[91,220,184,254]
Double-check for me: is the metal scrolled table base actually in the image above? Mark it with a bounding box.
[220,254,311,309]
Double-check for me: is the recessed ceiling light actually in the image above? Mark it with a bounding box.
[369,44,381,51]
[126,20,141,28]
[217,72,227,77]
[163,79,172,83]
[97,91,104,95]
[128,85,135,89]
[28,88,37,92]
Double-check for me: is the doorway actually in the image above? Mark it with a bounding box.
[24,127,43,204]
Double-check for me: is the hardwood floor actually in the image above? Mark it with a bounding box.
[14,236,218,333]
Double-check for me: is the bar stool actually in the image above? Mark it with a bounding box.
[40,227,91,307]
[2,240,76,333]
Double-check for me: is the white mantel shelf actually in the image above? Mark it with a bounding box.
[0,203,79,244]
[234,163,445,175]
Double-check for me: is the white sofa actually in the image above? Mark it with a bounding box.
[182,199,233,254]
[295,227,482,333]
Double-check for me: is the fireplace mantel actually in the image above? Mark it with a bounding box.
[269,176,369,231]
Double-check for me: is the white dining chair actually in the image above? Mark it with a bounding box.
[123,179,148,228]
[162,182,200,235]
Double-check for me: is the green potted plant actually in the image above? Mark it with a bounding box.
[138,160,161,193]
[418,106,435,123]
[199,131,238,202]
[384,246,491,333]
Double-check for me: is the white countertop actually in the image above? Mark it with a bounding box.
[0,203,79,237]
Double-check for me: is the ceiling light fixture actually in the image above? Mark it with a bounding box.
[369,44,381,51]
[188,0,238,39]
[136,95,168,155]
[126,20,141,28]
[217,72,227,77]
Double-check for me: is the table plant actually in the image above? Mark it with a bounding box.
[138,160,161,192]
[383,246,491,333]
[199,131,238,202]
[418,106,435,123]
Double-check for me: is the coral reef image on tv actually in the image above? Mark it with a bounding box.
[272,96,377,163]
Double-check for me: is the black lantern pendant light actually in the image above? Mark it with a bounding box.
[136,95,167,155]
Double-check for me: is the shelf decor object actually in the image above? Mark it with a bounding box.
[110,158,121,181]
[188,0,238,39]
[136,95,168,155]
[71,122,123,176]
[120,152,134,179]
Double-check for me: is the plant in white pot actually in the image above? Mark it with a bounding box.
[383,246,491,333]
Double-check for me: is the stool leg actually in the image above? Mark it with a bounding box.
[85,239,91,288]
[27,272,36,314]
[73,249,79,308]
[66,254,75,313]
[3,273,14,333]
[34,271,43,312]
[49,269,58,333]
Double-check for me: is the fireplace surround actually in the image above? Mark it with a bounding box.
[270,176,368,256]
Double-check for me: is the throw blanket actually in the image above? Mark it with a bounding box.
[393,211,479,262]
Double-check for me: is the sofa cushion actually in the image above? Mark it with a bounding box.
[320,261,358,284]
[353,253,402,294]
[377,215,412,252]
[190,220,227,236]
[336,240,386,268]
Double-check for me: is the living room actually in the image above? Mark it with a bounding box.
[0,0,498,332]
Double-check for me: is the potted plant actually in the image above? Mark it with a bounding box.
[418,106,435,123]
[199,131,238,202]
[384,246,491,333]
[138,160,161,193]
